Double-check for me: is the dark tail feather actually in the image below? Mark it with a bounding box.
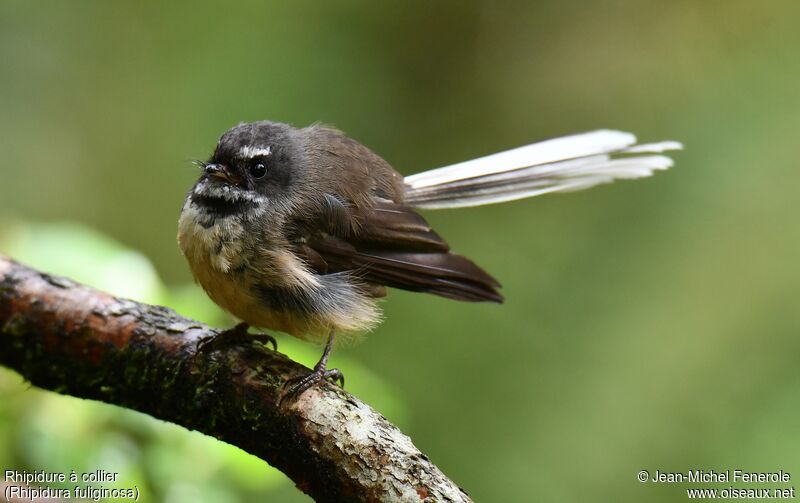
[308,236,503,303]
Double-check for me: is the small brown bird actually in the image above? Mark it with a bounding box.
[177,121,680,399]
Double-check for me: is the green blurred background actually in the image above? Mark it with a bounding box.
[1,1,799,501]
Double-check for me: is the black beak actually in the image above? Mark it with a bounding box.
[205,163,234,183]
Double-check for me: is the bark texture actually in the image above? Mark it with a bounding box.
[0,255,471,503]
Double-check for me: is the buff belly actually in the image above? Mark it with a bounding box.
[177,202,381,344]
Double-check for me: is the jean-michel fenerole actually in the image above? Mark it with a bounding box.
[651,469,791,483]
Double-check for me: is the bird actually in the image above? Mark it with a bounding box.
[177,121,681,400]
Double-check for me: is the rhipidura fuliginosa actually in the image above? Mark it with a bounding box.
[178,121,680,400]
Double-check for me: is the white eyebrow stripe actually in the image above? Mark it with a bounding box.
[239,145,272,158]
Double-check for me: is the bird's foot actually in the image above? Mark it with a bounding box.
[281,367,344,405]
[195,322,277,354]
[280,331,342,405]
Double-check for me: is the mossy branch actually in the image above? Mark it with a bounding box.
[0,255,471,503]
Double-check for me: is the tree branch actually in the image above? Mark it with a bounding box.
[0,255,471,503]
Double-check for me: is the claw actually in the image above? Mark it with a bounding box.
[251,332,278,351]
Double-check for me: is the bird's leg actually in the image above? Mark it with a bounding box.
[196,321,277,353]
[280,331,344,404]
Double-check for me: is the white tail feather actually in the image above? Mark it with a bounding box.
[403,130,682,209]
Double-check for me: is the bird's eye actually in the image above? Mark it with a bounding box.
[249,161,267,178]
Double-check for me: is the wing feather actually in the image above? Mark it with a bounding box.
[298,199,503,303]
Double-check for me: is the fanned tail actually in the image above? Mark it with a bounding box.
[403,130,682,209]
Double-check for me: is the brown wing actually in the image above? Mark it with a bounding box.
[297,198,503,303]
